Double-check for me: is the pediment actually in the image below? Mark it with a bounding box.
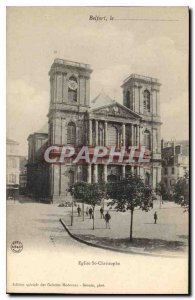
[91,103,141,120]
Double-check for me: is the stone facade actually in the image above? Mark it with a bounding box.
[161,140,189,192]
[27,59,162,203]
[6,138,20,199]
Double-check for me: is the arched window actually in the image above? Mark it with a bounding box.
[108,125,118,147]
[144,130,151,150]
[98,123,104,146]
[125,125,131,147]
[143,90,150,112]
[68,76,77,102]
[126,91,130,108]
[145,172,150,186]
[126,91,133,110]
[67,122,76,144]
[69,170,75,186]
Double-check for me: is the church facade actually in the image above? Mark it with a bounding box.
[27,58,162,203]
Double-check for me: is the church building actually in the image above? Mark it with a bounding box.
[27,58,162,203]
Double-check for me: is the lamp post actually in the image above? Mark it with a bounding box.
[71,187,75,226]
[82,201,85,221]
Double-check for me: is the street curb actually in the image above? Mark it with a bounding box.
[59,218,184,258]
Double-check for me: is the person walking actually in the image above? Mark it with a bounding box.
[89,207,93,219]
[105,211,111,229]
[86,207,89,216]
[154,211,158,224]
[100,207,104,219]
[77,205,81,217]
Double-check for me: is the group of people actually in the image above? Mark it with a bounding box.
[77,204,158,227]
[76,205,111,229]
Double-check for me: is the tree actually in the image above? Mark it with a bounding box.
[106,174,153,241]
[70,181,106,229]
[155,182,165,208]
[156,181,172,201]
[173,171,189,211]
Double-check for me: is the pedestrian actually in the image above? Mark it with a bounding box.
[86,207,89,216]
[77,205,81,217]
[105,211,111,229]
[100,207,104,219]
[154,211,157,224]
[180,195,184,206]
[89,207,93,219]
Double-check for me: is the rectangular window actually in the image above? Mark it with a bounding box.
[67,124,76,144]
[108,126,118,147]
[98,128,104,146]
[8,174,16,184]
[172,167,175,174]
[8,158,17,168]
[164,168,167,175]
[36,138,47,150]
[170,179,175,186]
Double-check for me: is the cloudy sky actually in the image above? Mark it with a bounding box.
[7,7,189,155]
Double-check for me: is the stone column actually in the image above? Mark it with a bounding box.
[76,165,82,182]
[137,166,140,176]
[138,125,141,147]
[104,121,107,146]
[157,166,161,184]
[152,167,156,189]
[122,123,126,147]
[134,166,137,175]
[117,132,120,148]
[134,125,137,146]
[156,90,160,116]
[93,164,98,183]
[102,129,105,146]
[87,164,91,183]
[157,127,161,153]
[136,125,139,147]
[129,165,132,174]
[138,86,142,114]
[53,74,57,103]
[131,124,134,146]
[89,119,92,146]
[122,165,126,178]
[139,167,144,179]
[95,120,98,146]
[103,164,107,182]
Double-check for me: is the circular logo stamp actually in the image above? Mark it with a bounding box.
[11,241,23,253]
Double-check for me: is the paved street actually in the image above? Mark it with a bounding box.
[7,199,188,254]
[7,201,91,253]
[7,200,189,294]
[65,200,188,249]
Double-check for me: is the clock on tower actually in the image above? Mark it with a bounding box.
[49,58,92,108]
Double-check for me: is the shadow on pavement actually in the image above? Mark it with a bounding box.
[75,234,188,253]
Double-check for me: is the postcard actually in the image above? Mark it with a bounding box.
[6,6,189,294]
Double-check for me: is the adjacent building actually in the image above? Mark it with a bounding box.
[161,140,189,192]
[27,58,162,203]
[6,138,20,199]
[19,156,28,194]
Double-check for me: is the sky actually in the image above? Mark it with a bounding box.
[6,7,189,155]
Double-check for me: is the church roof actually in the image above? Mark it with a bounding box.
[90,91,116,110]
[90,91,141,119]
